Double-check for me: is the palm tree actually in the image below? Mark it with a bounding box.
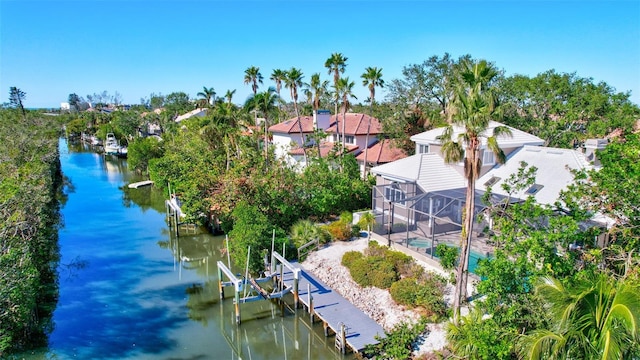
[244,66,263,95]
[244,87,279,164]
[308,73,329,157]
[517,274,640,360]
[270,69,286,98]
[335,77,357,157]
[290,219,322,248]
[284,67,307,165]
[361,67,384,180]
[197,86,216,108]
[438,59,511,324]
[244,66,263,124]
[224,89,236,106]
[325,53,348,142]
[357,211,376,240]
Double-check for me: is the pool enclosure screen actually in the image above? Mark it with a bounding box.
[371,183,508,254]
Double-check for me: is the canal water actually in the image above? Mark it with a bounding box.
[17,139,344,359]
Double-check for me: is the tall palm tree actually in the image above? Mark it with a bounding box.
[517,274,640,360]
[244,66,263,124]
[284,67,307,165]
[361,67,384,180]
[336,77,357,159]
[438,59,511,324]
[244,87,279,164]
[325,53,348,143]
[308,73,329,157]
[197,86,216,108]
[270,69,286,98]
[243,66,263,95]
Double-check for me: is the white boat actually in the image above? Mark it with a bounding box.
[104,133,127,157]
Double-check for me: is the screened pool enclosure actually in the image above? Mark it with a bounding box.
[371,182,510,258]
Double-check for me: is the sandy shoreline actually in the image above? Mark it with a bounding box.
[300,236,448,355]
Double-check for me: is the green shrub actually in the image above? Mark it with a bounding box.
[364,318,428,359]
[386,250,413,272]
[370,259,397,289]
[364,240,387,257]
[436,243,459,270]
[341,250,363,268]
[349,257,372,287]
[351,224,361,237]
[348,255,398,289]
[390,273,448,319]
[390,277,419,306]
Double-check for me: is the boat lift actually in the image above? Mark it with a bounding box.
[217,251,301,325]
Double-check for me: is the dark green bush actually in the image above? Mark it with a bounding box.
[351,224,361,237]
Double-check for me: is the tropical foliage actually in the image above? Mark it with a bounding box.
[0,109,63,354]
[517,274,640,360]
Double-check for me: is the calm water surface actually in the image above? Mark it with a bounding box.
[17,139,344,359]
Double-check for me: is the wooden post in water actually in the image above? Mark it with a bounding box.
[293,269,299,309]
[218,266,224,299]
[339,323,347,354]
[173,210,179,237]
[234,282,241,325]
[307,283,313,322]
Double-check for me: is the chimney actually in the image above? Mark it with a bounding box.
[316,109,331,131]
[583,139,608,167]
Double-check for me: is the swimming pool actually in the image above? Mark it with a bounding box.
[407,238,490,274]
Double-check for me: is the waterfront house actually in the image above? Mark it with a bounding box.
[368,121,603,250]
[269,112,406,173]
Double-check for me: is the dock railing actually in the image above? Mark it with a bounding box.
[297,238,319,262]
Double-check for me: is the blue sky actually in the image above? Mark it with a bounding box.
[1,0,639,108]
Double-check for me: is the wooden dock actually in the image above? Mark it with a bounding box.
[279,262,385,354]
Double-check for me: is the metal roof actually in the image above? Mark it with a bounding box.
[410,120,545,148]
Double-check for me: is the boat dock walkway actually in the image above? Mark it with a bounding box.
[279,262,385,354]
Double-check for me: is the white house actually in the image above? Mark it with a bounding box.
[269,112,405,172]
[269,112,332,166]
[369,121,601,242]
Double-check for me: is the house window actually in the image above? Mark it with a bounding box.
[483,176,501,188]
[483,150,495,165]
[384,185,406,206]
[526,184,544,195]
[418,144,430,154]
[345,135,355,144]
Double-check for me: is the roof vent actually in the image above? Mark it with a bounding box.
[526,184,544,195]
[483,176,501,187]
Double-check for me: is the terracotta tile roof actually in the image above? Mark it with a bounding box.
[356,139,407,164]
[289,142,359,157]
[325,113,382,135]
[268,116,315,133]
